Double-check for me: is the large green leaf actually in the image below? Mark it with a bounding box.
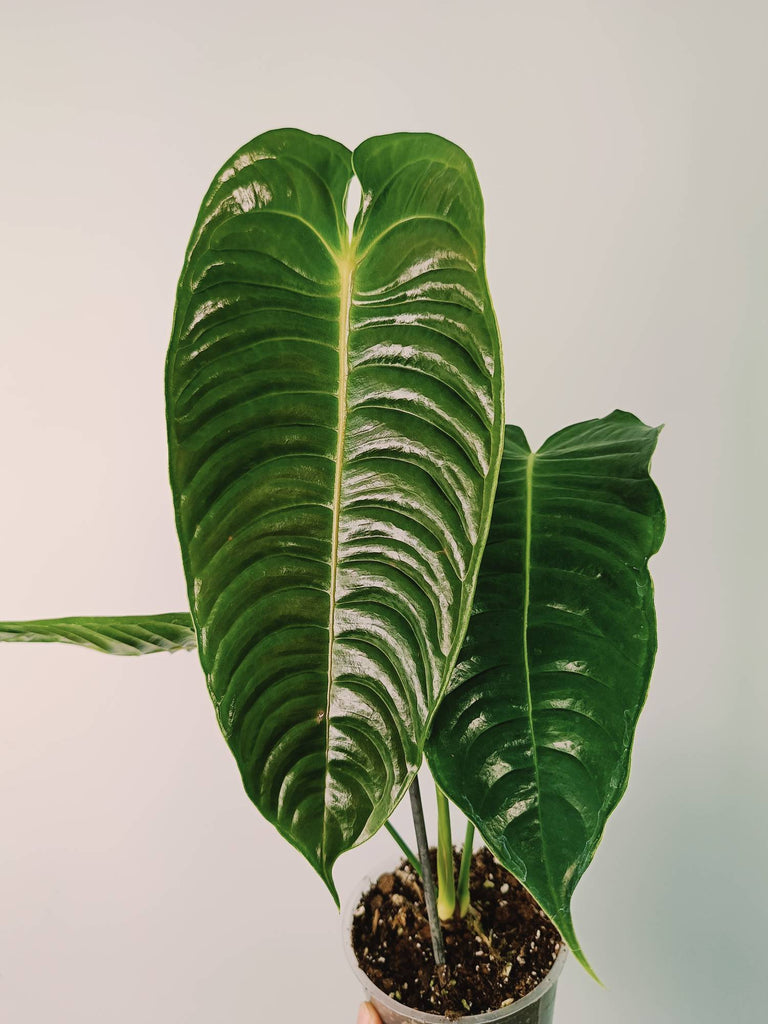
[165,129,504,892]
[426,411,665,973]
[0,614,196,654]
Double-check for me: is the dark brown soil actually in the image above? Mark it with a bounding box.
[351,848,561,1018]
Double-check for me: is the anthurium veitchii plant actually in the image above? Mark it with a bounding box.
[0,129,664,984]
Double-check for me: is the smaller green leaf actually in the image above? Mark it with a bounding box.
[0,614,196,655]
[426,410,665,976]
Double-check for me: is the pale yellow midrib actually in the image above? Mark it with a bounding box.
[321,246,354,861]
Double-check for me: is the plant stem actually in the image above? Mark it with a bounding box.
[384,820,423,878]
[457,820,475,917]
[408,775,446,968]
[435,786,456,920]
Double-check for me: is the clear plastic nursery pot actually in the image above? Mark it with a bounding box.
[343,864,568,1024]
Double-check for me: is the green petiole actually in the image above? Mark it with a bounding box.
[457,820,475,917]
[436,785,456,920]
[384,820,423,878]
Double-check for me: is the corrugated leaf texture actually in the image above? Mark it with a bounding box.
[165,129,504,890]
[427,411,665,971]
[0,614,196,655]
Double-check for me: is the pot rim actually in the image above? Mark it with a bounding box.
[342,856,568,1024]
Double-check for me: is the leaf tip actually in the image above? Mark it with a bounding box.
[311,853,340,907]
[556,911,602,985]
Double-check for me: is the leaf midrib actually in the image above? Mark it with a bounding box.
[321,243,355,861]
[521,450,559,911]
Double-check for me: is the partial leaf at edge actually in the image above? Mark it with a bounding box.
[0,613,196,655]
[165,129,504,893]
[426,411,665,973]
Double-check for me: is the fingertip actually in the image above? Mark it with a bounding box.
[357,1001,381,1024]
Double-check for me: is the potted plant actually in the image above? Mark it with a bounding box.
[0,129,664,1022]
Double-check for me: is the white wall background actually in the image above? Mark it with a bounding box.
[1,2,765,1022]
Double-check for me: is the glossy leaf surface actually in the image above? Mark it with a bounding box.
[426,411,665,971]
[0,614,196,655]
[166,129,503,890]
